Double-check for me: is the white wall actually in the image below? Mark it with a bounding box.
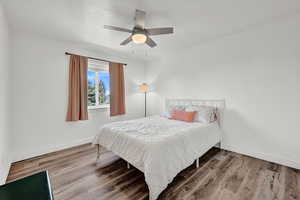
[11,32,146,162]
[0,3,11,184]
[146,13,300,169]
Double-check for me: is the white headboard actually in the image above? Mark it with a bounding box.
[165,99,226,126]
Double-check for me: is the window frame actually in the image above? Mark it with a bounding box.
[87,63,110,110]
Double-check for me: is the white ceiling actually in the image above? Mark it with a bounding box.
[2,0,300,58]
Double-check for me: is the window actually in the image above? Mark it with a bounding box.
[87,61,110,109]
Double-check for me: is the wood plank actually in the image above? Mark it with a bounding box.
[159,148,220,199]
[6,144,298,200]
[284,167,299,200]
[252,161,288,200]
[234,157,265,200]
[185,155,237,200]
[209,154,250,200]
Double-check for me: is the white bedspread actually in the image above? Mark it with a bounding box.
[93,116,221,200]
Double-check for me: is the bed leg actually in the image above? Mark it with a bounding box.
[127,162,130,169]
[196,158,199,168]
[96,144,100,160]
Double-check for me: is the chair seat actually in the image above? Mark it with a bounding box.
[0,171,54,200]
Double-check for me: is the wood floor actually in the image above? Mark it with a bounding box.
[7,144,300,200]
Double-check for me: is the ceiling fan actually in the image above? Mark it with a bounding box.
[104,9,174,48]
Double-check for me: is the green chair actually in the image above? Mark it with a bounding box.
[0,171,54,200]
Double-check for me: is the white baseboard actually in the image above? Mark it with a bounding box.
[13,137,94,162]
[0,154,11,185]
[222,144,300,170]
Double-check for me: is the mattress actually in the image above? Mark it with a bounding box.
[93,115,221,200]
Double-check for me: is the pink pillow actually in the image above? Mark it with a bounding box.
[170,110,197,123]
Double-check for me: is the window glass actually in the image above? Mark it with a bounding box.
[98,72,110,104]
[88,71,96,106]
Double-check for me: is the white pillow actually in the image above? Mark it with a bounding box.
[185,105,217,123]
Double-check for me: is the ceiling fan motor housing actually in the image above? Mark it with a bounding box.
[133,28,147,36]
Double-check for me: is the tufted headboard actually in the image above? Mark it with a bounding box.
[165,99,226,127]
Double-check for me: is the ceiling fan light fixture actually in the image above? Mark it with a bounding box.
[132,33,147,44]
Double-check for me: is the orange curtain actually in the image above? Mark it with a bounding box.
[66,55,88,121]
[109,62,125,116]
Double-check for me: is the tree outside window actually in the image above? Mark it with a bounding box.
[87,68,110,109]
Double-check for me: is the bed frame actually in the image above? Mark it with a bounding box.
[96,99,225,169]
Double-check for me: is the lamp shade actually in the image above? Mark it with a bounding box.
[139,83,149,93]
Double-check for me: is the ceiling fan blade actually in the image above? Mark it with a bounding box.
[146,27,174,35]
[135,9,146,29]
[104,25,132,33]
[146,37,157,48]
[120,36,132,45]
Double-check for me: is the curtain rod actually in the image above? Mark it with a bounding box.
[65,52,127,66]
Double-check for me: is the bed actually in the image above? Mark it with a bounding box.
[93,99,225,200]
